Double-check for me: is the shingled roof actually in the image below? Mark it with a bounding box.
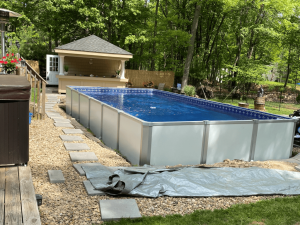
[55,35,132,55]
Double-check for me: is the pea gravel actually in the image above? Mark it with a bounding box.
[28,99,300,224]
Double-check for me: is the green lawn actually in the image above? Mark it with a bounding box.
[103,196,300,225]
[210,98,298,116]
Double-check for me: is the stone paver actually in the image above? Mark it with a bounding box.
[73,163,104,176]
[60,135,83,141]
[54,123,74,128]
[295,166,300,172]
[83,180,106,196]
[48,170,65,183]
[99,199,141,221]
[63,129,83,134]
[53,119,71,123]
[69,152,97,161]
[64,143,90,151]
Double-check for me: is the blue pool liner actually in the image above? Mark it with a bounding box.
[70,87,289,122]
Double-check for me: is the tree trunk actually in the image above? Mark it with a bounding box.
[151,0,160,71]
[284,46,292,88]
[181,3,202,91]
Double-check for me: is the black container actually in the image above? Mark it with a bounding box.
[0,75,31,165]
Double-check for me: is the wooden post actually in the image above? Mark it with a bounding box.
[37,80,41,119]
[42,82,46,119]
[34,75,36,117]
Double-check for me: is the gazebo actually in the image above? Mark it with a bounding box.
[52,35,133,93]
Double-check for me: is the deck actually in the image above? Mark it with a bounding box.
[0,166,41,225]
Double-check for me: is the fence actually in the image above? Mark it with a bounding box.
[19,57,47,119]
[125,70,175,88]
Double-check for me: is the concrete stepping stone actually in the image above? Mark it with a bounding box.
[60,135,83,141]
[83,180,105,196]
[54,123,74,128]
[63,129,83,134]
[64,143,90,151]
[99,199,141,221]
[53,118,70,123]
[73,163,103,176]
[69,152,97,161]
[48,170,65,183]
[295,166,300,172]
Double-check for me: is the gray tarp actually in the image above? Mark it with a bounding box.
[82,165,300,197]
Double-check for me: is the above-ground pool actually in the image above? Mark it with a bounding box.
[66,86,296,166]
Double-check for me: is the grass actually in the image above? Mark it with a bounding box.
[31,88,42,103]
[102,196,300,225]
[87,128,95,136]
[210,98,298,116]
[258,80,300,90]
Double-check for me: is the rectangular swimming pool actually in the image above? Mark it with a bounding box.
[66,86,296,166]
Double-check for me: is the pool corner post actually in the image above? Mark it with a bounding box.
[200,120,210,164]
[116,109,123,150]
[249,119,259,162]
[139,122,153,166]
[290,118,298,157]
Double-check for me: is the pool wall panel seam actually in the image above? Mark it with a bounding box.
[249,120,258,161]
[201,121,209,164]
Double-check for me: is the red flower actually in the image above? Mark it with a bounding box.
[16,66,18,69]
[19,58,21,61]
[10,60,14,63]
[4,61,8,64]
[11,53,14,56]
[0,61,3,64]
[2,56,6,59]
[6,54,9,57]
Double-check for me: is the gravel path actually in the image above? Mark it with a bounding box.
[29,98,299,224]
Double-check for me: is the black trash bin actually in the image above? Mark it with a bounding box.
[0,75,31,165]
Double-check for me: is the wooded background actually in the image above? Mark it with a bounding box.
[1,0,300,89]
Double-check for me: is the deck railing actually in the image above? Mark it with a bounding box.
[20,57,47,119]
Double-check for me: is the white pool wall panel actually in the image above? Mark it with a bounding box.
[71,90,80,120]
[205,122,253,164]
[79,94,90,128]
[66,87,71,115]
[118,113,143,165]
[102,104,120,150]
[89,99,102,139]
[254,121,295,161]
[149,124,204,166]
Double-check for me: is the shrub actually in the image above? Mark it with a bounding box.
[296,95,300,103]
[291,86,297,93]
[163,87,172,92]
[184,85,196,96]
[268,85,275,92]
[279,87,286,93]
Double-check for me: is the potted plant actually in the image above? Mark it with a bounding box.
[116,70,120,78]
[64,65,69,75]
[0,53,21,74]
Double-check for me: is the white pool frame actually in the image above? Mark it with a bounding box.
[66,86,297,166]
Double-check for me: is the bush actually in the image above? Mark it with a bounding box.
[279,87,286,93]
[163,87,172,92]
[291,86,297,93]
[296,95,300,103]
[184,85,196,96]
[268,85,275,92]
